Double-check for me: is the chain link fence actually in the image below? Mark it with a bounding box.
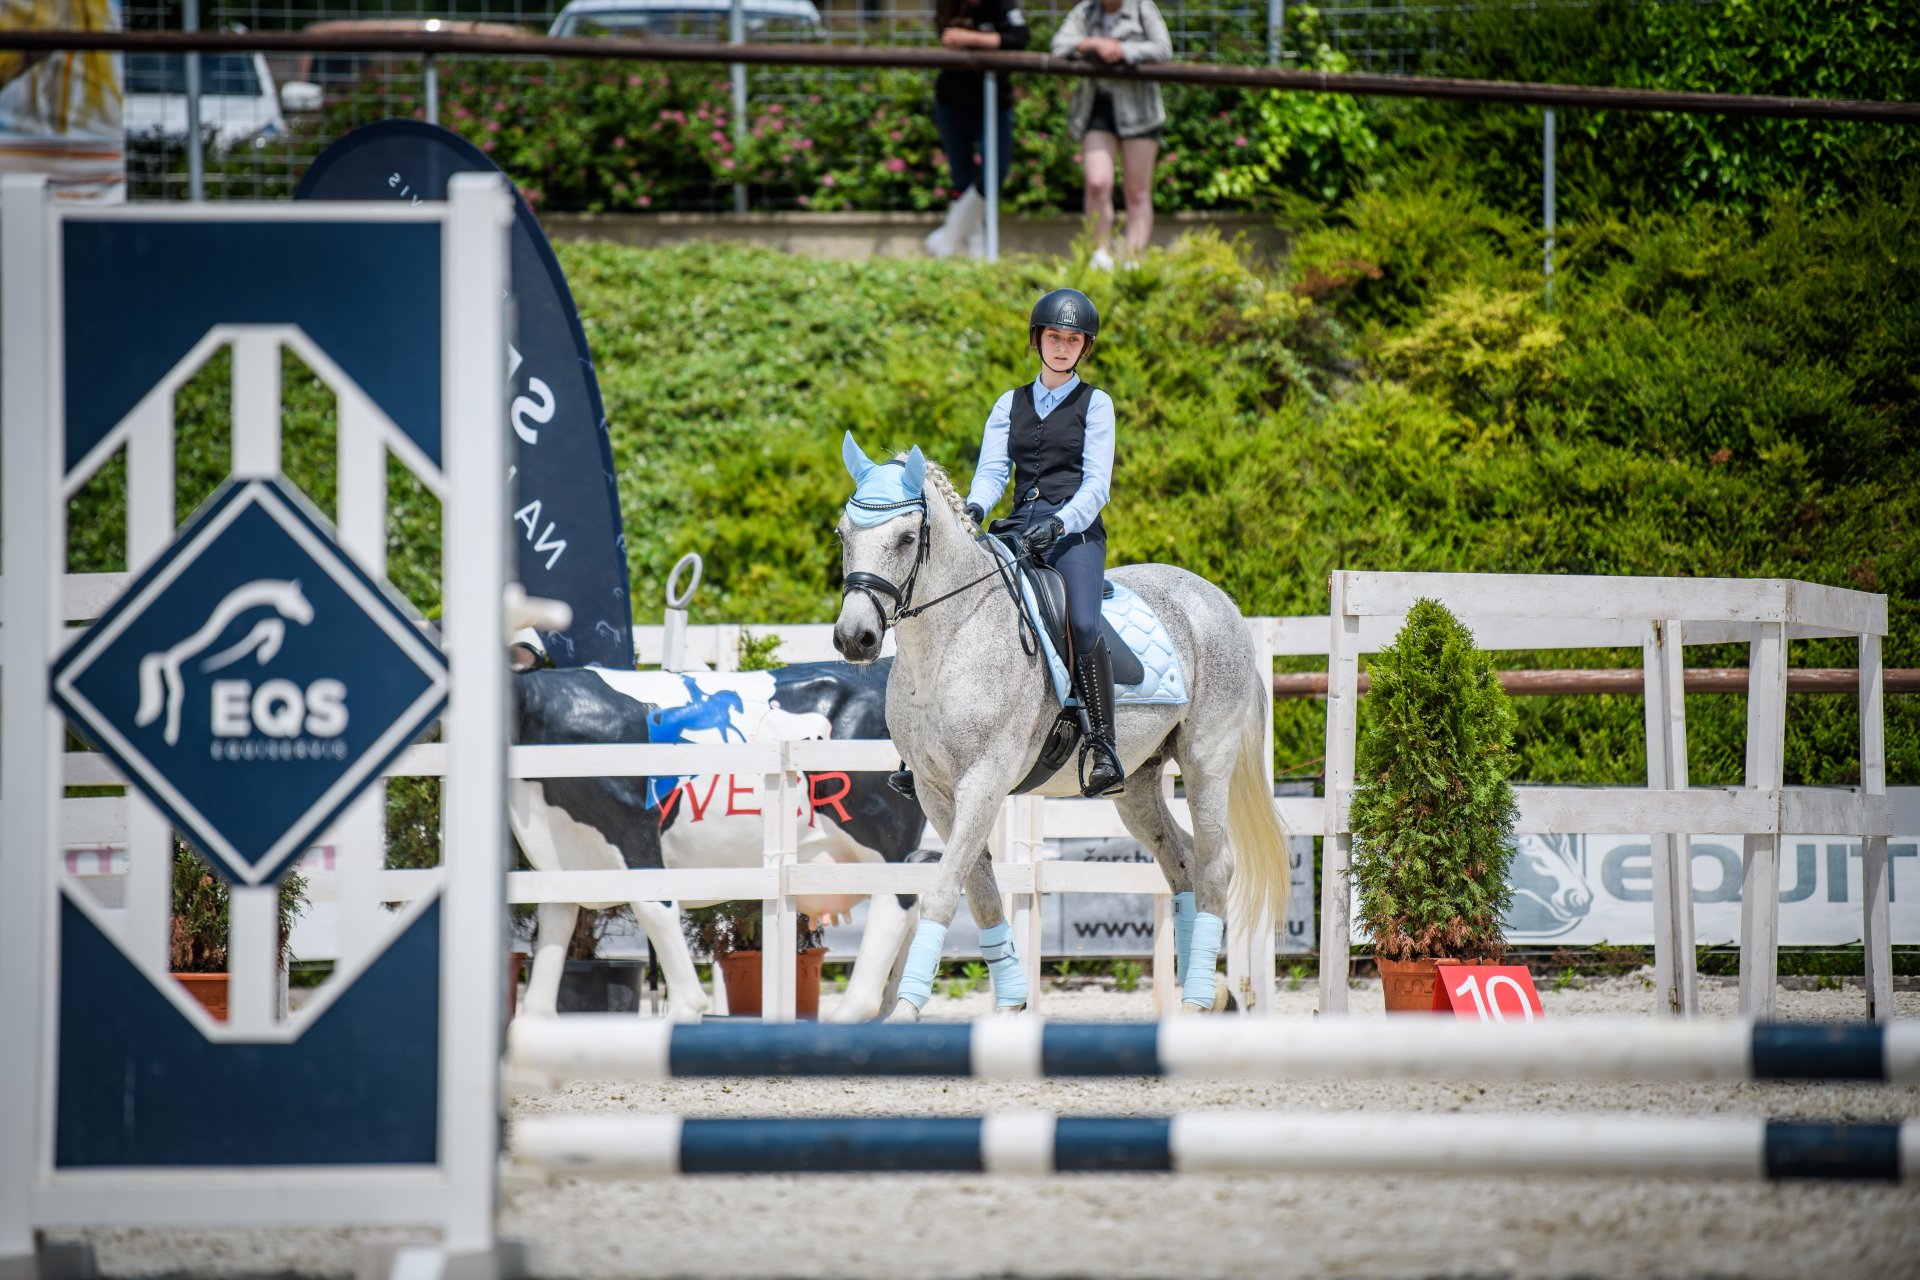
[120,0,1591,205]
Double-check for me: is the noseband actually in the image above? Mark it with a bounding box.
[841,492,930,630]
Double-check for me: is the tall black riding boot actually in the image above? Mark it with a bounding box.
[1074,640,1125,797]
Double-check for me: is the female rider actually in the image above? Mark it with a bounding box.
[963,287,1124,798]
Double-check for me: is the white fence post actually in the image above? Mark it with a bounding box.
[1739,621,1788,1019]
[1643,619,1699,1017]
[1318,571,1359,1014]
[1860,631,1891,1020]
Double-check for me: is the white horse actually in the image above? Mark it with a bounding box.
[831,435,1290,1018]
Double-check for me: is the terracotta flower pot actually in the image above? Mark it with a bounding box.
[174,972,229,1021]
[1376,955,1448,1013]
[717,947,831,1020]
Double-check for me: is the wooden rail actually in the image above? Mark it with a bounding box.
[0,30,1915,123]
[1272,668,1920,698]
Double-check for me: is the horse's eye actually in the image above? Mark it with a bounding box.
[895,533,915,550]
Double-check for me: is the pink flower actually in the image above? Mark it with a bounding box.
[1234,135,1248,147]
[720,157,735,171]
[799,137,814,149]
[808,94,822,104]
[485,119,501,134]
[1163,151,1177,162]
[887,130,902,142]
[1073,152,1082,163]
[638,194,652,207]
[886,157,906,173]
[613,135,627,150]
[711,129,727,144]
[453,106,472,121]
[821,174,836,187]
[482,139,497,152]
[798,194,811,207]
[1217,110,1231,120]
[628,75,642,87]
[768,102,783,114]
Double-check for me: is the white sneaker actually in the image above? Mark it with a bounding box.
[1090,247,1115,271]
[965,221,986,259]
[925,188,983,259]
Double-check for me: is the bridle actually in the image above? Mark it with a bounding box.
[840,480,1041,653]
[840,487,931,629]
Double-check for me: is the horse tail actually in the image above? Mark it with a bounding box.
[1226,676,1290,931]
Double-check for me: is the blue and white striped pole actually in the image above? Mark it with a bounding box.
[514,1113,1919,1181]
[509,1017,1920,1085]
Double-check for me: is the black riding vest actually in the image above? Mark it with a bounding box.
[1008,379,1104,539]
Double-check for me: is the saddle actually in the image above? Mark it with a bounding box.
[986,524,1145,686]
[987,525,1146,794]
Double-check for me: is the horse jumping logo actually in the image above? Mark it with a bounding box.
[134,579,315,746]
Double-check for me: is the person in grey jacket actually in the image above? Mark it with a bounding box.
[1051,0,1172,269]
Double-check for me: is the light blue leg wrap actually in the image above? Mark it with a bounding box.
[1182,912,1225,1008]
[896,919,948,1010]
[977,921,1028,1008]
[1171,891,1197,984]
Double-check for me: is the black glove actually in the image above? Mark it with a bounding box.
[964,503,986,526]
[1021,516,1065,555]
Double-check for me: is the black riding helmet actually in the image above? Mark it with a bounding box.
[1029,287,1099,371]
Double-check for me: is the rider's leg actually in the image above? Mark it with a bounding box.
[1053,533,1123,796]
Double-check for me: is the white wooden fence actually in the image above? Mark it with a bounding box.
[43,571,1892,1021]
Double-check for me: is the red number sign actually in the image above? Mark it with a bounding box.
[1432,964,1544,1020]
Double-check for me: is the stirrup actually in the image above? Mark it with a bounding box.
[1078,741,1125,798]
[887,769,917,801]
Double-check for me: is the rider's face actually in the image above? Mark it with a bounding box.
[1039,326,1086,373]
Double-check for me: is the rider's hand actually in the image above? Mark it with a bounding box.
[1021,516,1065,555]
[965,503,986,527]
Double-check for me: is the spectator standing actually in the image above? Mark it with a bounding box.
[1052,0,1171,269]
[924,0,1031,259]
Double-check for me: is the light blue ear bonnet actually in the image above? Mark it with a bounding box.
[841,432,927,528]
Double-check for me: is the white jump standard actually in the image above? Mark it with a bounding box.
[508,1016,1920,1084]
[511,1113,1920,1181]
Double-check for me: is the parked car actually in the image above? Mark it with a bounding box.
[273,18,538,114]
[122,47,288,150]
[547,0,825,41]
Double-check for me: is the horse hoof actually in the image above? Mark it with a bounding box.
[1212,984,1233,1013]
[886,999,923,1024]
[994,1002,1028,1016]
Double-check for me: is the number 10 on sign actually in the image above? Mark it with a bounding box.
[1433,965,1544,1020]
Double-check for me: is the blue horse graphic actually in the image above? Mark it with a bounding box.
[644,675,747,807]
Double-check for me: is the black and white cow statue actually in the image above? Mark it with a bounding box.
[509,659,928,1021]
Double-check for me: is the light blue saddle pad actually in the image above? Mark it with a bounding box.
[985,539,1188,707]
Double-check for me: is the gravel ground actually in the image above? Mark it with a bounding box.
[71,974,1920,1280]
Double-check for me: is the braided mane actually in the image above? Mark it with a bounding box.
[912,455,982,534]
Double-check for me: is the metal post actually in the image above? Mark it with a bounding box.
[982,70,999,263]
[424,52,439,126]
[1541,107,1556,304]
[730,0,748,214]
[1268,0,1285,65]
[184,0,204,201]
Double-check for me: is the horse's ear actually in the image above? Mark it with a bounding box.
[841,431,875,483]
[902,446,926,496]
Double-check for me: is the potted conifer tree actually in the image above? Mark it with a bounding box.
[1348,598,1519,1012]
[170,839,308,1021]
[683,902,829,1019]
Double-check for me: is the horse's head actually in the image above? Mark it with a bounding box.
[833,432,929,664]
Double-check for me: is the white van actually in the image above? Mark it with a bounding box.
[123,50,289,150]
[547,0,825,41]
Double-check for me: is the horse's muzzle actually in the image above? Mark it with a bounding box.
[833,617,882,664]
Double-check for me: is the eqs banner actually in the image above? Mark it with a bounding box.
[295,119,633,669]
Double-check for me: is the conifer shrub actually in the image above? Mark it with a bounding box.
[1348,598,1518,962]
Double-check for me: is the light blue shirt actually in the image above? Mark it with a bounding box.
[964,374,1115,536]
